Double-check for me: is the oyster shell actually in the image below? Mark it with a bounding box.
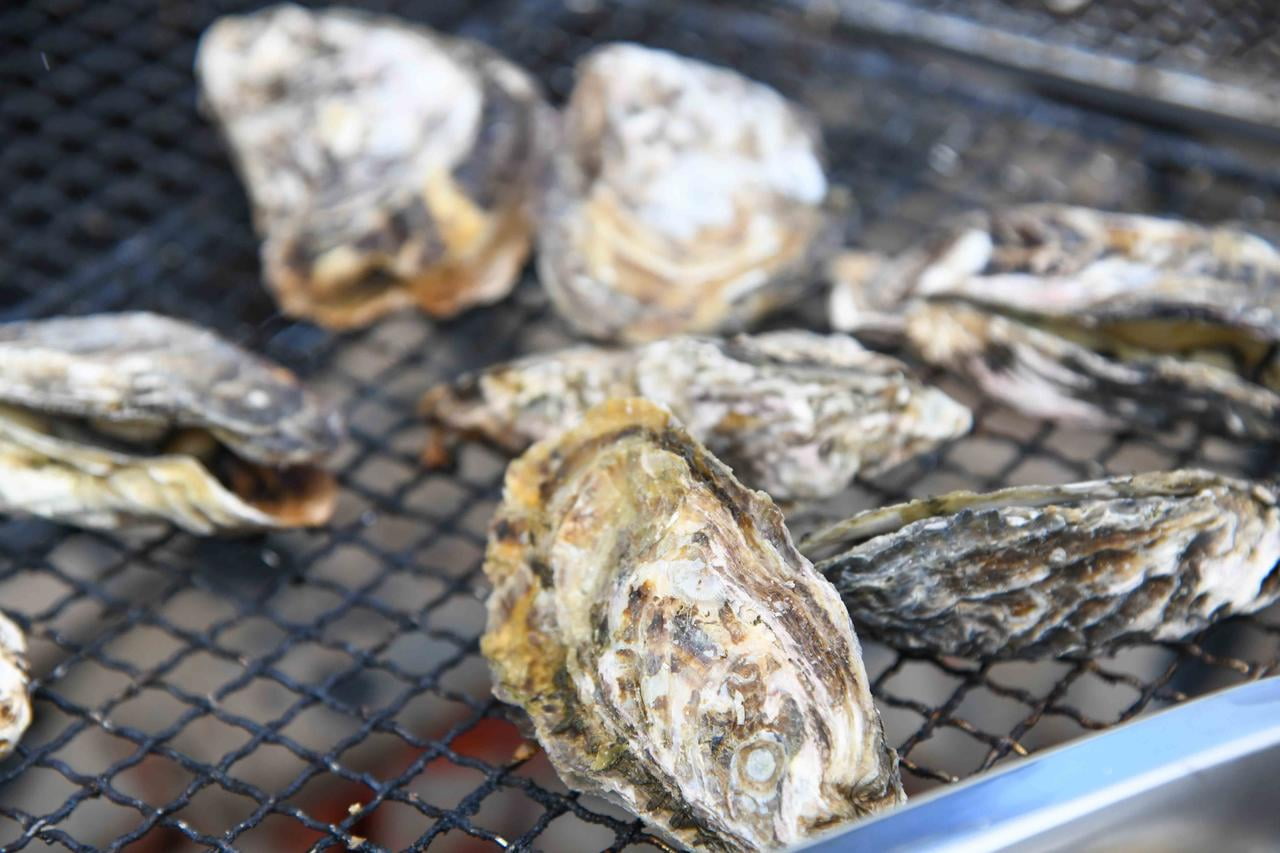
[801,470,1280,658]
[197,4,551,329]
[422,330,970,501]
[0,612,31,760]
[0,313,343,533]
[829,204,1280,438]
[482,398,904,851]
[539,43,837,343]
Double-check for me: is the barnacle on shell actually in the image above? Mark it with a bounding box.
[0,313,343,534]
[829,204,1280,439]
[539,43,838,343]
[482,398,904,852]
[802,469,1280,658]
[197,4,551,329]
[422,330,969,501]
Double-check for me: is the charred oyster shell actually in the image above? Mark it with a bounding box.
[422,330,970,501]
[540,43,837,343]
[0,613,31,760]
[801,470,1280,659]
[0,313,343,533]
[197,4,551,329]
[482,398,904,851]
[829,204,1280,439]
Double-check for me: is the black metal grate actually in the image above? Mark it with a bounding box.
[3,1,1280,850]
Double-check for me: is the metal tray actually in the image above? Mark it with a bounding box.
[806,677,1280,852]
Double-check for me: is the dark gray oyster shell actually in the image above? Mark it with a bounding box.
[197,4,551,329]
[483,398,904,851]
[802,470,1280,658]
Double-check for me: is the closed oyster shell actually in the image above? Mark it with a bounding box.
[423,330,969,500]
[540,43,837,343]
[482,398,903,851]
[829,204,1280,439]
[899,300,1280,435]
[801,470,1280,658]
[197,4,551,329]
[0,612,31,760]
[0,313,342,533]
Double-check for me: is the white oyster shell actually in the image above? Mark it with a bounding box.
[482,398,903,851]
[540,43,836,343]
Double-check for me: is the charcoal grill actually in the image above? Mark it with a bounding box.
[3,1,1280,850]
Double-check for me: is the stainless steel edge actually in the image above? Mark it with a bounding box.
[780,0,1280,138]
[799,676,1280,852]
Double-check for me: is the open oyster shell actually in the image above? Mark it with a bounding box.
[829,204,1280,439]
[0,313,343,534]
[197,4,551,329]
[540,43,837,343]
[482,398,904,851]
[801,470,1280,659]
[0,613,31,761]
[422,330,969,501]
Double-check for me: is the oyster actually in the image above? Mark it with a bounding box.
[539,43,837,343]
[422,330,970,501]
[482,398,904,851]
[197,4,551,329]
[0,313,343,533]
[830,204,1280,438]
[0,612,31,760]
[801,470,1280,659]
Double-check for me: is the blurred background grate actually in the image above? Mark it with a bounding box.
[763,0,1280,134]
[2,0,1279,850]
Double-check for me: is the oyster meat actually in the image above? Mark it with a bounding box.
[197,4,551,329]
[540,43,837,343]
[0,612,31,760]
[482,398,903,851]
[829,204,1280,438]
[0,313,343,534]
[801,470,1280,658]
[422,330,970,501]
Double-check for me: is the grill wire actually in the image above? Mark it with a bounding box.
[4,0,1280,850]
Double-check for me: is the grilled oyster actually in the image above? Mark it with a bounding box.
[422,330,970,501]
[0,612,31,761]
[801,470,1280,659]
[539,43,837,343]
[0,313,343,533]
[483,398,904,851]
[197,4,551,329]
[830,204,1280,438]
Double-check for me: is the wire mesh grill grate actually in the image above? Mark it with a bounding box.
[3,0,1280,850]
